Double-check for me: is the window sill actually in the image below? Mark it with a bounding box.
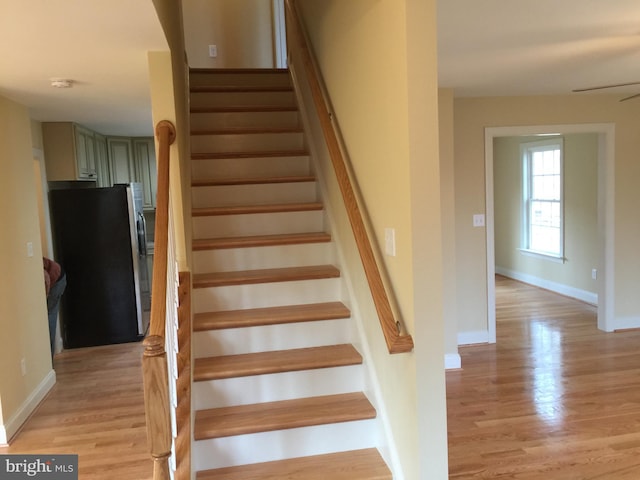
[518,248,565,263]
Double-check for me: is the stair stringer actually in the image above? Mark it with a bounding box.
[289,65,407,480]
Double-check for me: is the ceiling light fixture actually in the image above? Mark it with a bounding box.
[50,79,73,89]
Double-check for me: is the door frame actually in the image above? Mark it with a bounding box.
[484,123,615,341]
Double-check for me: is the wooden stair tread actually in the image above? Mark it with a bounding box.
[194,344,362,381]
[191,105,298,114]
[192,174,315,187]
[192,202,323,217]
[193,265,340,288]
[193,302,351,331]
[196,448,392,480]
[193,232,331,250]
[191,85,293,93]
[194,392,376,440]
[191,126,303,135]
[191,149,308,160]
[190,68,290,74]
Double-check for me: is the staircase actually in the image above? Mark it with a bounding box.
[189,69,393,479]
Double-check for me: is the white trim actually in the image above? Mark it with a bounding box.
[0,369,56,445]
[458,330,490,345]
[485,123,615,339]
[612,316,640,331]
[444,353,462,370]
[518,249,565,263]
[496,266,598,306]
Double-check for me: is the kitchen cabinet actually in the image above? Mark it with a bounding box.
[107,137,135,184]
[42,122,98,181]
[95,134,110,187]
[133,138,157,210]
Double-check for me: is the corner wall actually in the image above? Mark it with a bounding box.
[0,95,55,443]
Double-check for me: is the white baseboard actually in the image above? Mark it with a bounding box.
[444,353,461,370]
[613,316,640,331]
[0,369,56,445]
[496,267,598,305]
[458,330,490,345]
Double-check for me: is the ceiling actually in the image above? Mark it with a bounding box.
[438,0,640,98]
[0,0,167,137]
[2,1,640,138]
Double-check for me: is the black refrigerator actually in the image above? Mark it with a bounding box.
[49,183,151,348]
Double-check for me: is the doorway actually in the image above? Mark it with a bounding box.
[484,123,615,342]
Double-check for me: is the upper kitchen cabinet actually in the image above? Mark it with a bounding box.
[95,134,110,188]
[107,137,135,185]
[132,138,157,211]
[42,122,98,181]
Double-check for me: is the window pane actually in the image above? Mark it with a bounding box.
[530,225,560,256]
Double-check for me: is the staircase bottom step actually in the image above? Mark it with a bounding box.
[196,448,392,480]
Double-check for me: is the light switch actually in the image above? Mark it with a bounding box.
[26,242,34,257]
[473,214,485,227]
[385,228,396,257]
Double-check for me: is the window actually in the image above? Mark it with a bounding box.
[521,138,564,260]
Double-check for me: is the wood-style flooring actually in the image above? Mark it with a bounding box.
[447,275,640,479]
[0,342,152,480]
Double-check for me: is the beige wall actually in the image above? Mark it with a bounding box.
[296,1,447,478]
[438,89,459,364]
[151,0,192,272]
[0,95,53,437]
[454,95,640,335]
[182,0,274,68]
[494,134,598,296]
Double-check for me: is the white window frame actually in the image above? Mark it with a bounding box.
[520,137,565,262]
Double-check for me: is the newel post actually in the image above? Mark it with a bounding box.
[142,335,172,480]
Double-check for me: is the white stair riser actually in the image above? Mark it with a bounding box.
[194,365,364,409]
[191,156,310,181]
[192,182,317,208]
[193,277,341,313]
[193,211,325,238]
[193,419,378,471]
[193,243,334,274]
[190,73,291,88]
[191,132,305,154]
[191,111,300,131]
[191,91,295,108]
[194,318,349,357]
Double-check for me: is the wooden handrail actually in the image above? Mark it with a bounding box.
[142,119,176,480]
[284,0,414,354]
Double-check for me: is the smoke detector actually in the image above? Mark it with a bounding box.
[50,79,73,89]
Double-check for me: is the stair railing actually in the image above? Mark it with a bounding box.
[142,120,190,480]
[284,0,414,354]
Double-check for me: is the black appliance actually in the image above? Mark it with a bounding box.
[49,183,150,348]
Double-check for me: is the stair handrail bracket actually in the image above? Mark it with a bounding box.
[285,0,414,354]
[142,119,177,480]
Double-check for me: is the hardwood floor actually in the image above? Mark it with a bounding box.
[0,342,152,480]
[447,276,640,479]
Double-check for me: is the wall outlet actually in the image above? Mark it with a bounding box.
[20,358,26,376]
[208,44,218,58]
[385,228,396,257]
[592,268,598,280]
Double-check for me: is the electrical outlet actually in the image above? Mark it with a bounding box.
[208,44,218,58]
[20,358,26,376]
